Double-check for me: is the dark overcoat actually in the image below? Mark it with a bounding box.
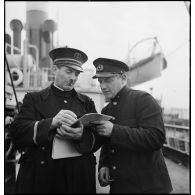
[99,85,173,193]
[10,84,101,193]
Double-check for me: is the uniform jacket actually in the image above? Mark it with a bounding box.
[99,85,173,193]
[10,83,102,193]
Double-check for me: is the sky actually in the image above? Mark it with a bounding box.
[4,1,190,109]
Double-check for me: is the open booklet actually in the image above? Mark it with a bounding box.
[52,113,113,159]
[71,113,113,127]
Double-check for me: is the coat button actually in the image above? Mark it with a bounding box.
[113,102,117,105]
[42,147,45,150]
[40,161,45,164]
[111,149,115,153]
[64,100,67,103]
[112,166,116,170]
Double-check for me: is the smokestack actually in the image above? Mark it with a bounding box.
[26,2,48,63]
[41,20,57,59]
[10,19,23,54]
[5,33,11,54]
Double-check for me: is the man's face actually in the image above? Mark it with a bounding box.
[98,75,124,100]
[54,66,80,91]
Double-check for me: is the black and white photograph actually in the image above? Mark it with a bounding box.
[4,1,190,194]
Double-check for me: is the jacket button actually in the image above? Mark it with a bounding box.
[42,147,45,150]
[113,102,117,105]
[64,100,67,103]
[112,166,116,170]
[40,161,45,164]
[111,149,115,153]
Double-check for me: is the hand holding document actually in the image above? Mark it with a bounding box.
[52,113,113,159]
[71,113,113,127]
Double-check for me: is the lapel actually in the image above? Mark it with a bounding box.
[34,84,86,119]
[34,85,61,119]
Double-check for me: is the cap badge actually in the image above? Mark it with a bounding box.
[97,64,104,71]
[74,52,81,60]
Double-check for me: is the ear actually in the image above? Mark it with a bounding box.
[120,73,127,80]
[121,73,127,85]
[52,65,58,73]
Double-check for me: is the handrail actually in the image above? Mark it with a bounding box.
[164,123,189,155]
[164,123,189,130]
[28,44,39,70]
[5,43,21,54]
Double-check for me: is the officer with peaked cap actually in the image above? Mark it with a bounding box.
[10,47,104,193]
[49,47,88,72]
[93,57,129,79]
[92,57,173,193]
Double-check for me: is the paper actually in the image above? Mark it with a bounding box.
[52,136,82,159]
[71,113,113,127]
[52,113,113,159]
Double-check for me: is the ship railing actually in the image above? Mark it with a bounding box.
[28,67,55,89]
[164,123,189,155]
[5,43,22,54]
[13,67,55,89]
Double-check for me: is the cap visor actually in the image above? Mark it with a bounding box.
[63,64,83,72]
[92,73,117,79]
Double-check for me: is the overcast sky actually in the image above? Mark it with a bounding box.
[5,1,190,109]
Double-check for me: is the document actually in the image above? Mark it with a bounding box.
[71,113,113,127]
[52,113,113,159]
[52,136,82,159]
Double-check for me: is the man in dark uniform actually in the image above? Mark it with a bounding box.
[9,47,102,193]
[92,58,173,193]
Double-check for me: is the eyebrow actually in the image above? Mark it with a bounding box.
[64,67,79,73]
[98,77,115,82]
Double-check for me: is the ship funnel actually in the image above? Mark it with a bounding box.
[40,20,57,67]
[26,2,48,63]
[42,20,57,44]
[10,19,23,54]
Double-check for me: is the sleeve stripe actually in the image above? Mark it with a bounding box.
[33,121,39,144]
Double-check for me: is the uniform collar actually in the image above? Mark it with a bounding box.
[51,84,73,97]
[53,83,64,91]
[41,83,85,103]
[111,85,129,102]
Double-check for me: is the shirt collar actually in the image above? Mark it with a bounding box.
[53,83,64,91]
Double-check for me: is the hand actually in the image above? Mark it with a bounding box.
[98,167,112,187]
[56,121,83,140]
[92,121,114,137]
[51,110,77,129]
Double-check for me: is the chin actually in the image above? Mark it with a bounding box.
[105,95,111,101]
[63,86,73,91]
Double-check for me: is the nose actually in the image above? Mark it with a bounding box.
[70,72,78,80]
[100,82,107,90]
